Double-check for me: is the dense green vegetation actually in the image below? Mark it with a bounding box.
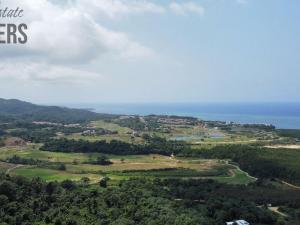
[111,167,227,178]
[9,128,56,143]
[114,117,146,131]
[0,129,6,136]
[277,129,300,139]
[5,155,43,165]
[0,137,4,147]
[86,154,112,166]
[187,145,300,185]
[1,121,119,143]
[1,174,296,225]
[0,98,116,123]
[41,136,186,156]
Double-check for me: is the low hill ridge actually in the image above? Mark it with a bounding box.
[0,98,115,123]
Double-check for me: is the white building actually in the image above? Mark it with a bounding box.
[226,220,250,225]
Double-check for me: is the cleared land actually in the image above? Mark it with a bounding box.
[0,146,255,184]
[265,144,300,149]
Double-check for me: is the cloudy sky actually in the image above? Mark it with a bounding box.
[0,0,299,104]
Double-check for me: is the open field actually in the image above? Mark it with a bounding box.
[265,144,300,149]
[0,146,96,163]
[67,120,145,143]
[11,167,102,183]
[0,146,255,184]
[214,167,257,185]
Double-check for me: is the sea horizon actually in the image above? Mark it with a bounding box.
[61,102,300,130]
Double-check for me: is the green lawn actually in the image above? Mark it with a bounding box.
[90,120,132,133]
[0,147,109,163]
[214,168,257,185]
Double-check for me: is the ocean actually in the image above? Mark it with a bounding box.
[65,102,300,129]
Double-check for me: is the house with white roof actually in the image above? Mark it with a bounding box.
[226,220,250,225]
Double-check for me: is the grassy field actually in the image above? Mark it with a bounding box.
[11,167,102,183]
[214,167,257,185]
[0,146,96,163]
[67,120,145,144]
[64,120,279,146]
[0,146,256,184]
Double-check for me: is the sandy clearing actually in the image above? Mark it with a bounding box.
[265,145,300,149]
[268,207,288,217]
[280,180,300,190]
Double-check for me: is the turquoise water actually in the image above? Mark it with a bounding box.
[66,103,300,129]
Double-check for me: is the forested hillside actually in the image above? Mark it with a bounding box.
[0,175,289,225]
[0,98,115,123]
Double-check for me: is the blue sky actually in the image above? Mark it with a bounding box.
[0,0,299,104]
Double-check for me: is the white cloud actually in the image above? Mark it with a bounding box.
[170,2,205,16]
[0,61,102,85]
[0,0,155,64]
[0,0,157,85]
[27,8,154,63]
[1,0,217,87]
[1,0,207,68]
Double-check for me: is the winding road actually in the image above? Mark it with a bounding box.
[5,164,23,175]
[280,180,300,190]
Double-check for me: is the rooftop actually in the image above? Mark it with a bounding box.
[226,220,250,225]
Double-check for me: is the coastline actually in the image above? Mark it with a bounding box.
[64,102,300,129]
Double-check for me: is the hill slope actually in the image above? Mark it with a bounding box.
[0,98,115,123]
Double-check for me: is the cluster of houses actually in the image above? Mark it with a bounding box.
[157,117,197,125]
[82,129,118,136]
[82,130,98,136]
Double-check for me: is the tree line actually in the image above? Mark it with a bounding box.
[41,137,187,156]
